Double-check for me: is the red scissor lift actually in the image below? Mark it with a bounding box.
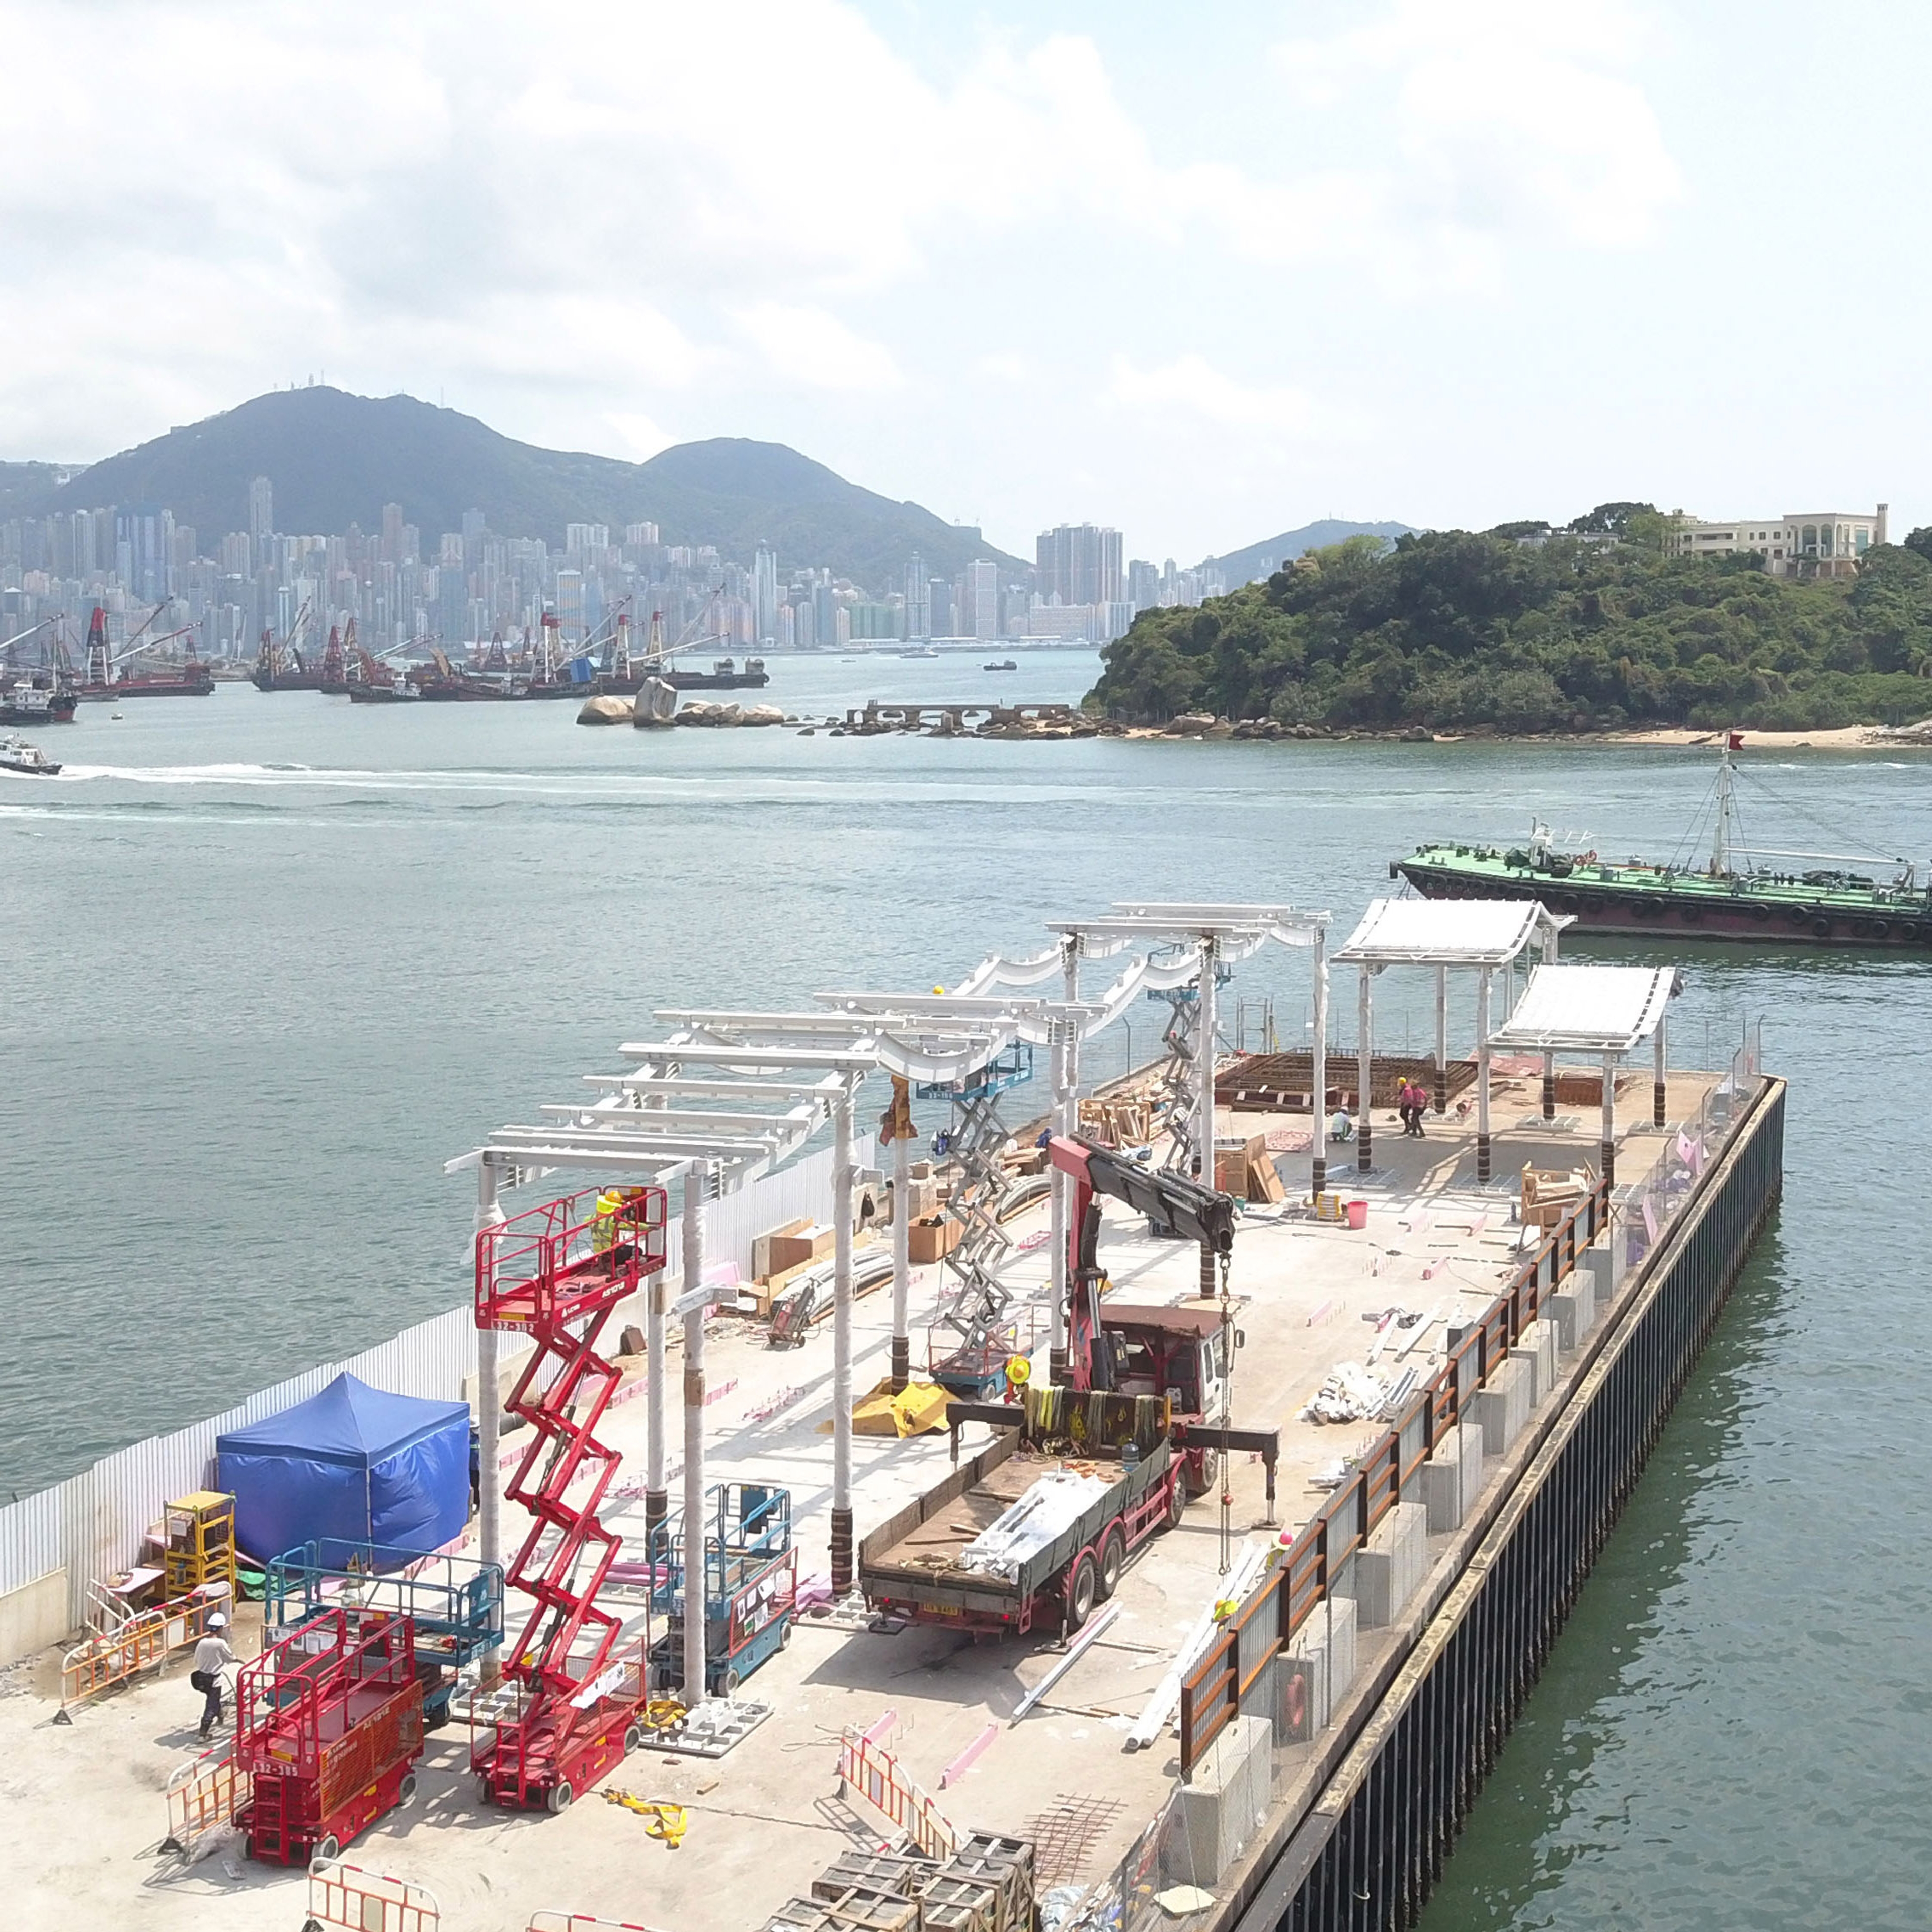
[234,1607,424,1865]
[474,1184,669,1812]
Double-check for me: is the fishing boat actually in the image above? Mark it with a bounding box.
[0,734,61,776]
[983,658,1018,672]
[1394,733,1932,948]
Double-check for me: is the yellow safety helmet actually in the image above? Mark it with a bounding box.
[1005,1355,1032,1388]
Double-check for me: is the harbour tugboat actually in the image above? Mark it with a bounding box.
[0,734,62,776]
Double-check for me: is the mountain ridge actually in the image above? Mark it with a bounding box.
[23,388,1023,588]
[1203,518,1417,587]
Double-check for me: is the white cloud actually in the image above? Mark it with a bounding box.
[0,0,1692,560]
[1106,356,1324,436]
[1274,0,1681,254]
[732,304,903,393]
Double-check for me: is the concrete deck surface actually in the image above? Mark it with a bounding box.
[0,1066,1721,1931]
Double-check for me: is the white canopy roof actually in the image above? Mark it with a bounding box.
[1486,963,1676,1056]
[1334,896,1568,968]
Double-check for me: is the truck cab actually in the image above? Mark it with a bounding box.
[1095,1303,1229,1492]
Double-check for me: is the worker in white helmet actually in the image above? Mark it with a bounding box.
[190,1610,238,1740]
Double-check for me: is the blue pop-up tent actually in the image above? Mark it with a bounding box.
[216,1373,469,1565]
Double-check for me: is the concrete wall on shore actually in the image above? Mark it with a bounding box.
[0,1570,70,1662]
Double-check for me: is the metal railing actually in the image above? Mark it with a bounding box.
[159,1739,251,1859]
[1177,1176,1613,1774]
[836,1726,961,1861]
[57,1585,226,1718]
[305,1858,441,1932]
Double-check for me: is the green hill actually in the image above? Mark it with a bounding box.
[1087,526,1932,732]
[27,388,1019,589]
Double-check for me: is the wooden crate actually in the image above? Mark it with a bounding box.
[951,1837,1035,1932]
[921,1876,999,1932]
[814,1855,934,1902]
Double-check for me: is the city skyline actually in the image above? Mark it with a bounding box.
[1,472,1231,661]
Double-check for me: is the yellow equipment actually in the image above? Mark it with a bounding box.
[162,1492,237,1602]
[602,1790,688,1846]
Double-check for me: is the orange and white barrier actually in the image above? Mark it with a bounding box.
[160,1741,252,1859]
[305,1859,441,1932]
[836,1728,960,1861]
[527,1913,668,1932]
[58,1585,227,1718]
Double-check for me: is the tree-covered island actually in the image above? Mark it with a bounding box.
[1085,509,1932,733]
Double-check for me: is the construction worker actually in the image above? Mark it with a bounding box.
[593,1187,622,1256]
[190,1610,238,1740]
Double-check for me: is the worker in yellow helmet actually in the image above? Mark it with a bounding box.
[593,1188,622,1255]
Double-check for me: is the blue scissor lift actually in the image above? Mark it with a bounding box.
[645,1483,796,1698]
[264,1538,504,1730]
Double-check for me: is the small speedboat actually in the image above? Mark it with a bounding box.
[0,734,62,776]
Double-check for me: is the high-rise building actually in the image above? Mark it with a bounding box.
[554,568,584,644]
[1127,559,1161,611]
[461,508,488,550]
[812,579,836,650]
[248,475,273,545]
[753,547,779,643]
[929,577,953,638]
[1036,523,1123,607]
[903,554,929,639]
[625,521,660,547]
[967,559,1000,639]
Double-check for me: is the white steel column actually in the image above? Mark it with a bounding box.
[1601,1053,1619,1187]
[474,1159,506,1687]
[1195,936,1218,1182]
[645,1250,668,1536]
[1476,968,1493,1183]
[831,1089,855,1595]
[890,1124,911,1391]
[1052,947,1079,1380]
[1356,964,1374,1173]
[1433,964,1448,1117]
[1653,1016,1668,1128]
[1310,933,1329,1198]
[681,1163,708,1706]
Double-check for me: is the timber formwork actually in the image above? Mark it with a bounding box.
[1232,1077,1786,1932]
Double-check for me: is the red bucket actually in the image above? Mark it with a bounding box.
[1346,1199,1368,1231]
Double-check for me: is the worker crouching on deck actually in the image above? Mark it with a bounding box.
[190,1611,237,1740]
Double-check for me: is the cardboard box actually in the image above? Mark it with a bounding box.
[1214,1133,1271,1196]
[908,1216,961,1264]
[752,1217,813,1283]
[766,1224,836,1276]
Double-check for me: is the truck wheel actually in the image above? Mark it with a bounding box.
[1164,1477,1188,1531]
[314,1834,340,1864]
[1063,1553,1098,1633]
[624,1723,643,1754]
[1096,1527,1126,1600]
[1187,1452,1222,1501]
[547,1781,574,1815]
[721,1667,742,1695]
[398,1773,418,1805]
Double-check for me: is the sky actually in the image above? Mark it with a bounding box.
[1,0,1925,564]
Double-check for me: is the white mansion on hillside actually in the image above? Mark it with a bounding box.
[1668,504,1888,578]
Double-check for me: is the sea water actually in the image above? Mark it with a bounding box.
[3,652,1927,1924]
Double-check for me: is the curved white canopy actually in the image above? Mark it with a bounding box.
[1487,963,1677,1055]
[1334,896,1568,968]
